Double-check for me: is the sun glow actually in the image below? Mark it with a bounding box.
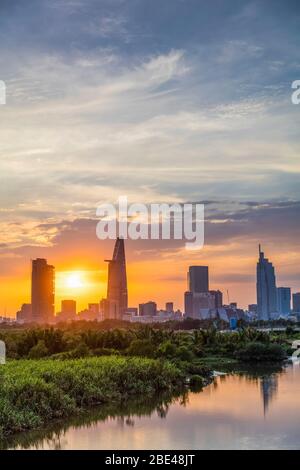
[65,272,84,289]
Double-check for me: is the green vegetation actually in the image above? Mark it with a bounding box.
[0,323,289,364]
[0,322,292,439]
[235,342,286,362]
[0,356,182,438]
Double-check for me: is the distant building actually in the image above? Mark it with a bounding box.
[209,290,223,308]
[16,303,32,323]
[184,291,193,316]
[277,287,291,316]
[31,258,55,323]
[188,266,209,293]
[124,307,138,316]
[100,299,116,320]
[78,305,99,321]
[257,246,277,321]
[124,310,183,324]
[248,304,258,314]
[192,292,216,317]
[185,288,222,319]
[88,303,99,314]
[59,300,76,321]
[139,301,157,316]
[104,238,128,319]
[293,293,300,314]
[165,302,174,313]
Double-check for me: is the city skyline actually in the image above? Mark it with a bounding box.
[9,241,300,321]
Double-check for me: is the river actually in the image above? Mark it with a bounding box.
[3,359,300,450]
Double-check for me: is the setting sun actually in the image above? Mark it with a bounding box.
[66,273,84,289]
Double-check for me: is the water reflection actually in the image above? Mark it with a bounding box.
[261,375,278,415]
[3,361,300,450]
[1,391,188,450]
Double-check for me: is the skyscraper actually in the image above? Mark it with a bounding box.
[165,302,174,313]
[256,246,277,321]
[105,238,128,319]
[293,293,300,314]
[31,258,55,323]
[188,266,209,293]
[60,299,76,321]
[184,291,193,316]
[209,290,223,308]
[139,301,157,316]
[277,287,291,316]
[184,266,210,318]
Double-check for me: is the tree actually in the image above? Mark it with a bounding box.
[28,340,49,359]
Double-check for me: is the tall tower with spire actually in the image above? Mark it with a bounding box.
[256,245,277,321]
[105,238,128,319]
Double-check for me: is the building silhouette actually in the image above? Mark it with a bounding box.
[260,374,278,416]
[256,246,277,321]
[188,266,209,293]
[31,258,55,323]
[209,290,223,308]
[184,265,222,318]
[165,302,174,313]
[59,299,76,321]
[277,287,291,317]
[139,301,157,316]
[105,238,128,319]
[16,303,32,323]
[184,291,194,316]
[293,293,300,315]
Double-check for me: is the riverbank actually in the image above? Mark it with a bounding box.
[3,361,298,450]
[0,356,183,438]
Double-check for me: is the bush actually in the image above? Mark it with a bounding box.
[189,375,203,389]
[0,356,182,437]
[126,339,155,357]
[157,340,177,358]
[176,346,194,362]
[28,340,49,359]
[236,342,286,362]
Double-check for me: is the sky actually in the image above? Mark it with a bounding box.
[0,0,300,315]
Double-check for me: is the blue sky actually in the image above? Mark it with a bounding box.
[0,0,299,312]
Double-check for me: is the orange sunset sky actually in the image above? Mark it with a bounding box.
[0,1,299,316]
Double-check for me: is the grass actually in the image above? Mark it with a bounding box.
[0,356,183,438]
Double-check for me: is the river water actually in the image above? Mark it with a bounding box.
[4,359,300,450]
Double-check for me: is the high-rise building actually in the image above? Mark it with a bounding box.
[105,238,128,319]
[60,300,76,321]
[188,266,209,293]
[292,293,300,314]
[31,258,55,323]
[139,301,157,316]
[277,287,291,316]
[191,292,216,317]
[165,302,174,313]
[256,246,277,321]
[16,303,32,323]
[209,290,223,308]
[184,291,193,316]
